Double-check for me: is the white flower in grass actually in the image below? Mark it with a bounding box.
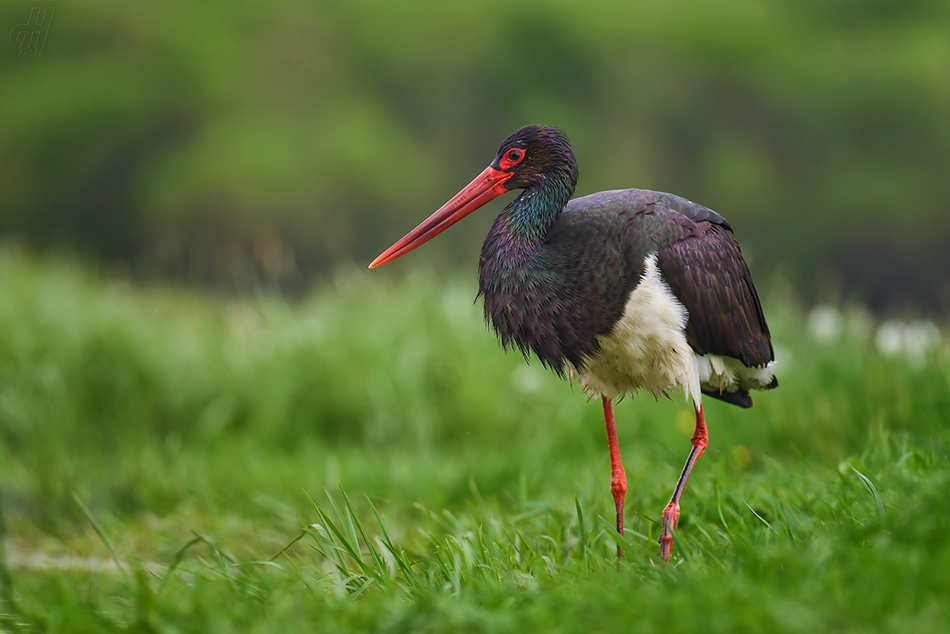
[807,305,842,341]
[875,319,941,367]
[512,365,544,394]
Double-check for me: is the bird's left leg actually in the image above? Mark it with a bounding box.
[602,395,627,559]
[658,404,708,562]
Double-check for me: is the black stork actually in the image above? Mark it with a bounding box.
[370,125,776,561]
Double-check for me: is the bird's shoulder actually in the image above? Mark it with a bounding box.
[562,189,732,230]
[551,189,732,272]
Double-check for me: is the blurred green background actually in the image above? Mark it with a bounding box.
[2,0,949,311]
[3,4,950,629]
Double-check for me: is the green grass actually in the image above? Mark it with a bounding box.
[1,246,949,633]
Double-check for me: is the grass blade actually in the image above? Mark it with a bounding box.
[366,495,415,579]
[850,465,887,520]
[72,491,125,574]
[339,485,385,576]
[744,502,772,529]
[575,496,589,573]
[270,529,308,563]
[158,535,204,594]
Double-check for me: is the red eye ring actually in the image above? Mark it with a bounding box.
[499,148,525,170]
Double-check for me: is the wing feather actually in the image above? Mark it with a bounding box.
[655,225,774,368]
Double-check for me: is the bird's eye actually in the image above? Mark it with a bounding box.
[500,148,525,170]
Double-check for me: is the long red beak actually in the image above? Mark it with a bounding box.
[369,166,513,268]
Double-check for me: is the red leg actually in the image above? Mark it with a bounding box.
[602,395,627,559]
[659,404,708,562]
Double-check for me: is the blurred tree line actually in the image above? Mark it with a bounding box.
[1,0,948,311]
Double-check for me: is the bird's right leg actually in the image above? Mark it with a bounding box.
[602,395,627,559]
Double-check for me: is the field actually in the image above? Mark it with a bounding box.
[1,246,948,633]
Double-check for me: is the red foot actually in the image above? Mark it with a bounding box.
[655,406,708,562]
[658,501,680,562]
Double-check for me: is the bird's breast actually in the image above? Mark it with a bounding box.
[572,253,702,404]
[478,226,605,373]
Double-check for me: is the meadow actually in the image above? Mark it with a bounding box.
[1,246,948,633]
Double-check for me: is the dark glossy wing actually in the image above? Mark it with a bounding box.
[655,222,774,368]
[653,191,733,232]
[571,189,772,370]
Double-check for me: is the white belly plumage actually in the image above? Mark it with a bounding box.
[570,254,775,407]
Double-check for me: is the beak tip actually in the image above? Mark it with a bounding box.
[369,164,508,273]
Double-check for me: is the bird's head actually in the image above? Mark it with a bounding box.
[489,125,578,192]
[370,125,577,268]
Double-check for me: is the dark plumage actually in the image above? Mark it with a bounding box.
[478,129,774,391]
[370,124,777,561]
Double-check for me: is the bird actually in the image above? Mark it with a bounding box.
[369,125,776,562]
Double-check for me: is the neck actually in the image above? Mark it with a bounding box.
[503,168,576,243]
